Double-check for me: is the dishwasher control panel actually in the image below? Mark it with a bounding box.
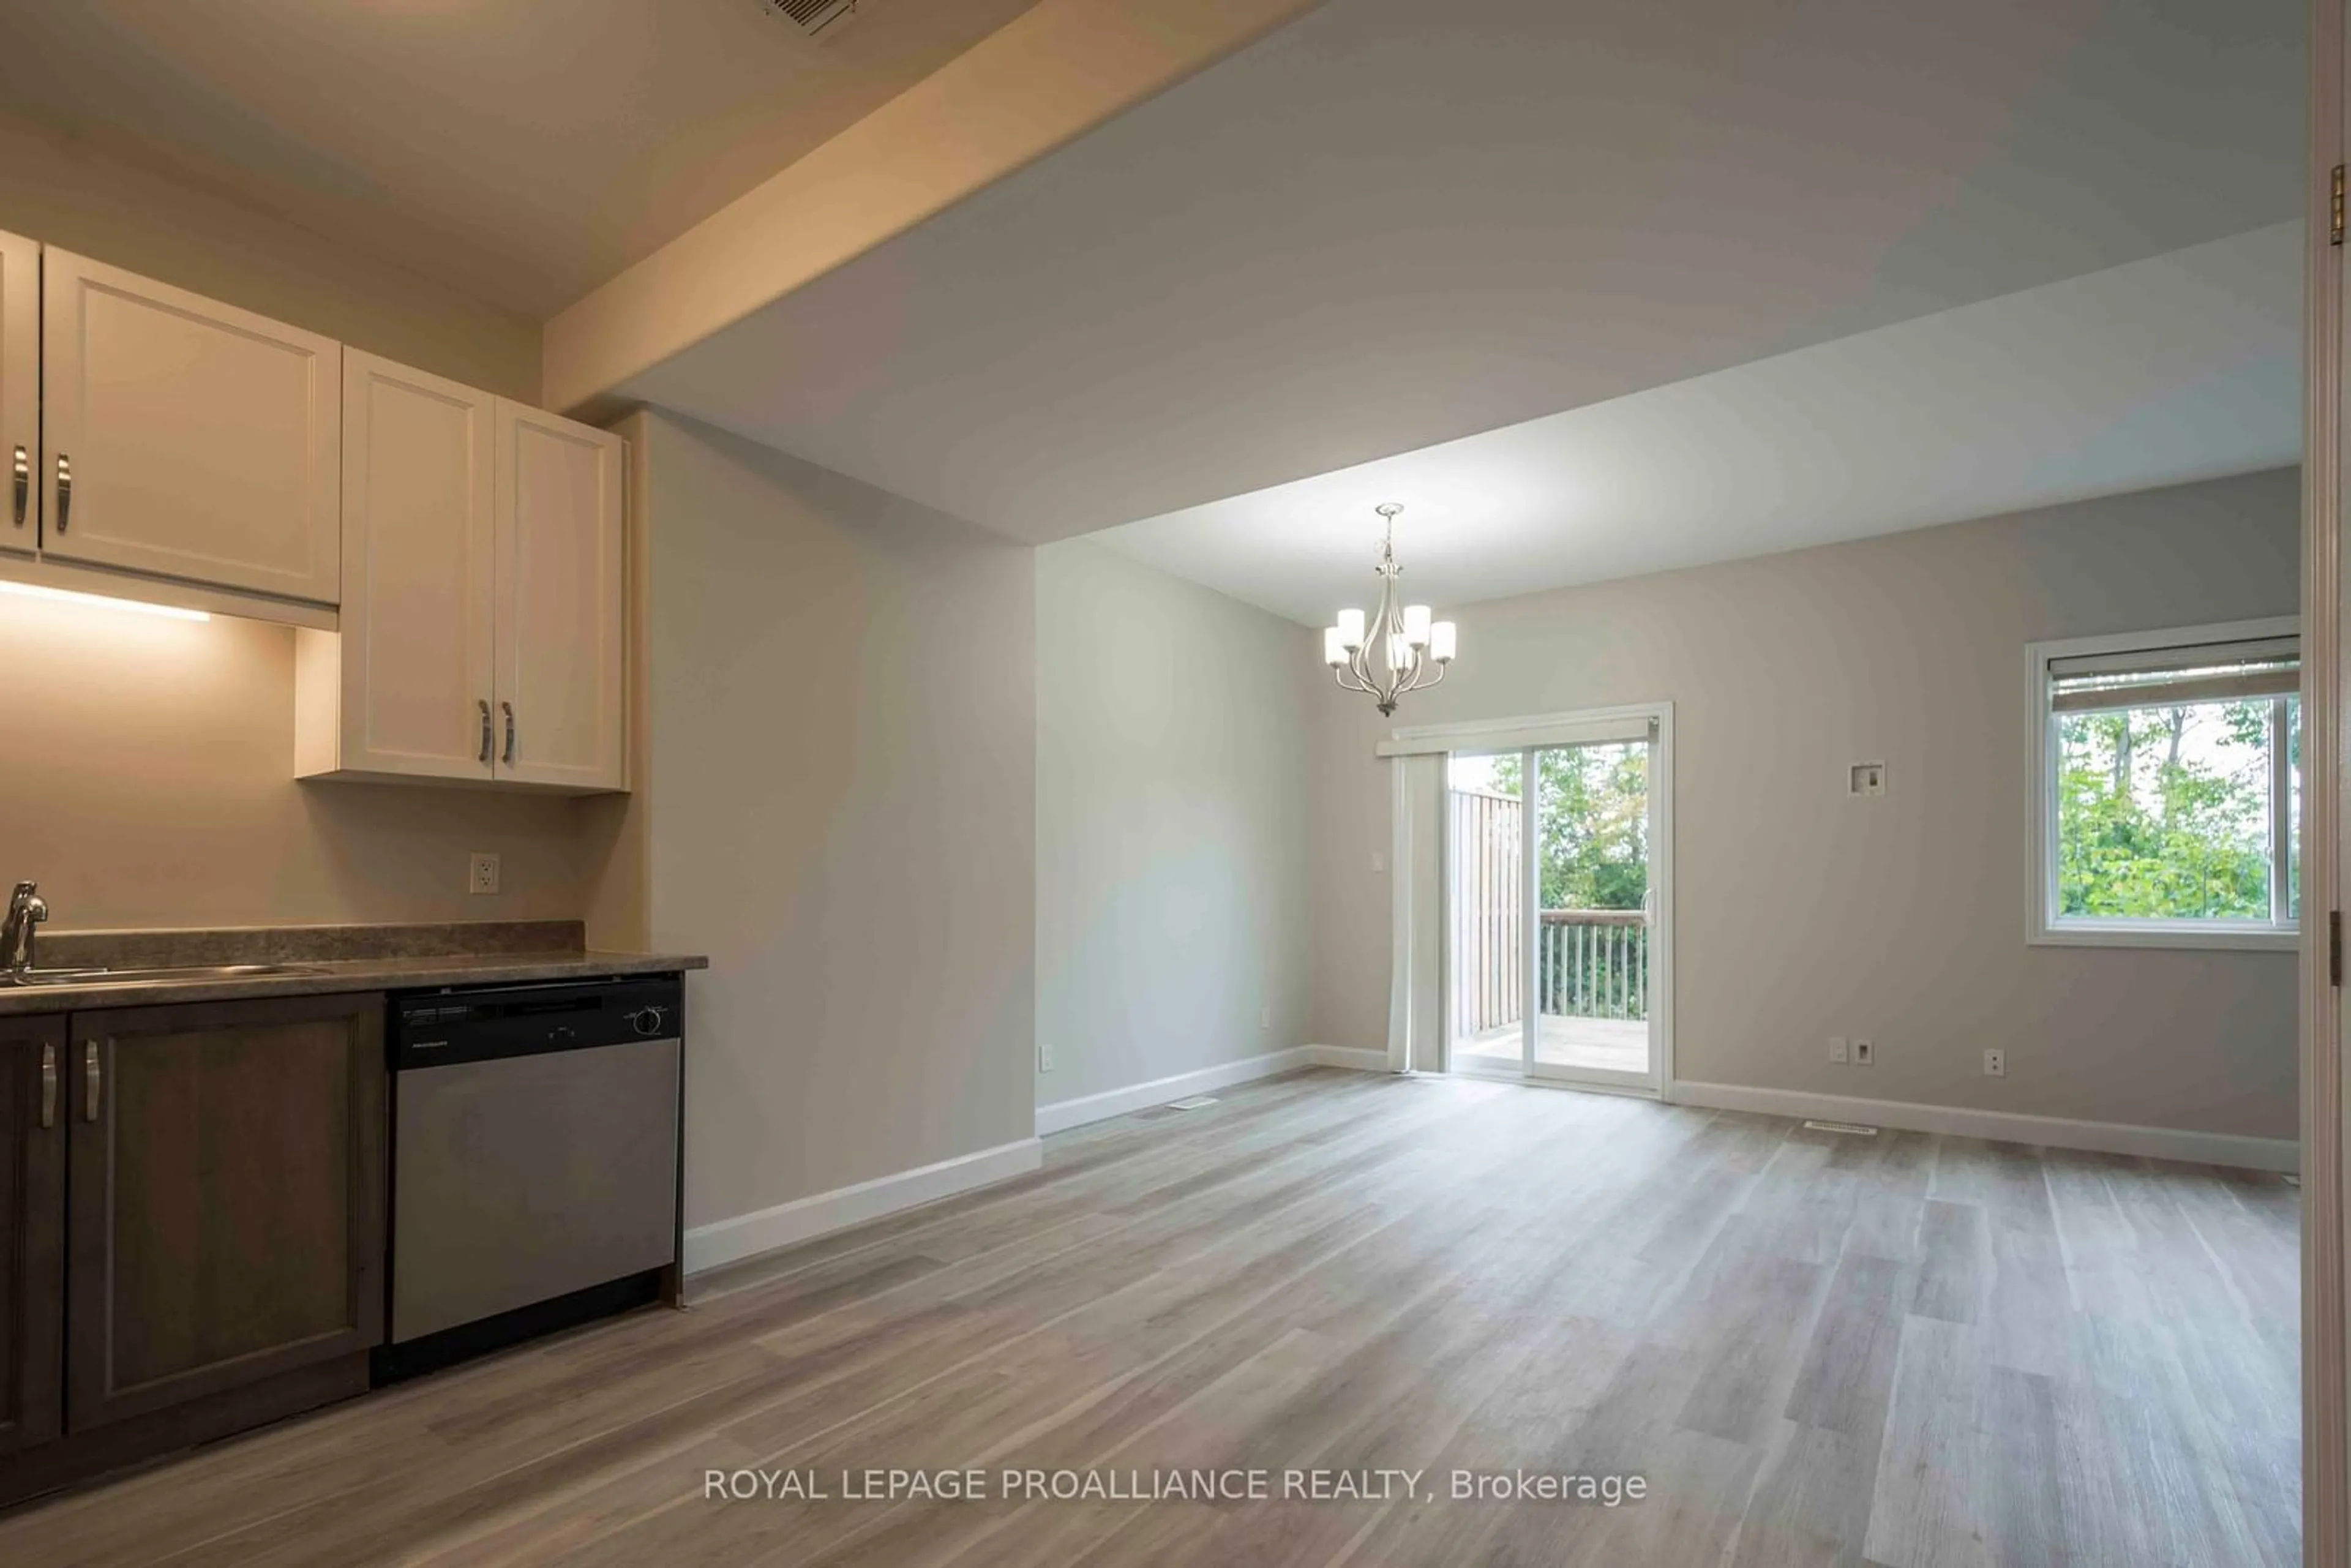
[391,975,685,1070]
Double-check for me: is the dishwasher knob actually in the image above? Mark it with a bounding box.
[627,1005,667,1037]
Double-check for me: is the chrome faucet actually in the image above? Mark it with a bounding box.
[1,881,47,977]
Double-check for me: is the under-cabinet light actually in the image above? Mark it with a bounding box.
[0,579,211,622]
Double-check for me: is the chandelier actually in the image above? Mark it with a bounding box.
[1321,503,1457,716]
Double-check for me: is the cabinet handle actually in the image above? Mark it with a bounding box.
[478,699,492,766]
[54,452,70,533]
[10,446,24,527]
[83,1039,100,1123]
[502,701,516,767]
[39,1041,54,1129]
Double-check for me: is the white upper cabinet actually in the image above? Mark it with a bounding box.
[297,367,626,794]
[40,250,340,603]
[305,351,497,781]
[0,231,34,558]
[0,234,624,792]
[493,402,625,792]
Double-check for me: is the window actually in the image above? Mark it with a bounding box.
[2029,618,2299,948]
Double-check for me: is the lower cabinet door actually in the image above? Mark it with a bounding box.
[0,1016,65,1455]
[66,993,386,1431]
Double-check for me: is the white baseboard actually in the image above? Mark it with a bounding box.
[683,1136,1043,1275]
[1670,1079,2298,1174]
[1304,1044,1390,1073]
[1035,1046,1323,1136]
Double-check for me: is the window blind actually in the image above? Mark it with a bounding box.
[1378,711,1655,757]
[2047,636,2298,715]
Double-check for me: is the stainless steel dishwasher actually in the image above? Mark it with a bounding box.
[376,975,684,1381]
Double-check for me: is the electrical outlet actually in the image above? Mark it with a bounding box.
[1852,1038,1874,1065]
[1849,762,1886,797]
[1037,1041,1056,1074]
[1983,1048,2005,1078]
[1260,1007,1272,1031]
[1828,1036,1848,1063]
[468,852,501,895]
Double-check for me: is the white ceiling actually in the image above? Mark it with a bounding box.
[0,0,2299,614]
[1096,221,2303,623]
[0,0,1043,317]
[624,0,2304,545]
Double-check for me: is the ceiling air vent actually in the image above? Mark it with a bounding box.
[763,0,865,36]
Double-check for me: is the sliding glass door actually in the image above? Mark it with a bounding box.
[1528,738,1652,1086]
[1446,731,1659,1092]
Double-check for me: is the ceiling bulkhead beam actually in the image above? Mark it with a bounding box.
[542,0,1323,417]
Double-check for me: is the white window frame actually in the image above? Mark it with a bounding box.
[2027,615,2300,951]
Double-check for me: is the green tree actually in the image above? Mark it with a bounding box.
[2055,699,2280,920]
[1493,745,1648,912]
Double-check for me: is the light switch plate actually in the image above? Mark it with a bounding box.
[468,852,501,895]
[1828,1036,1848,1063]
[1849,762,1886,797]
[1852,1038,1874,1065]
[1037,1041,1056,1073]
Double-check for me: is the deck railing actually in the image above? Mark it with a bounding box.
[1450,787,1649,1038]
[1537,909,1648,1022]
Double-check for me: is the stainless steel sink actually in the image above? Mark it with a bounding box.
[1,962,326,988]
[0,882,330,988]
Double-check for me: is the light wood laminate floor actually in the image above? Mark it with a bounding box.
[0,1070,2301,1566]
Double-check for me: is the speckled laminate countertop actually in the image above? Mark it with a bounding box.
[0,920,707,1016]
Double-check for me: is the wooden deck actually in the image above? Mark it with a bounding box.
[1461,1012,1649,1076]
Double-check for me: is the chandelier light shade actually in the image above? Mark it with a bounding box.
[1322,503,1457,716]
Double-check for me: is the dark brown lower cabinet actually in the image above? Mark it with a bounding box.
[0,991,386,1506]
[0,1016,66,1458]
[67,992,386,1429]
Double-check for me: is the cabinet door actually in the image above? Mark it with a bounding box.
[330,351,497,779]
[41,250,341,602]
[0,1017,64,1457]
[66,994,384,1433]
[0,230,35,558]
[493,401,625,790]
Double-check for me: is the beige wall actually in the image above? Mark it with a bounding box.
[578,413,660,956]
[1036,540,1315,1105]
[1309,468,2301,1141]
[1,598,585,930]
[0,110,539,400]
[601,410,1036,1231]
